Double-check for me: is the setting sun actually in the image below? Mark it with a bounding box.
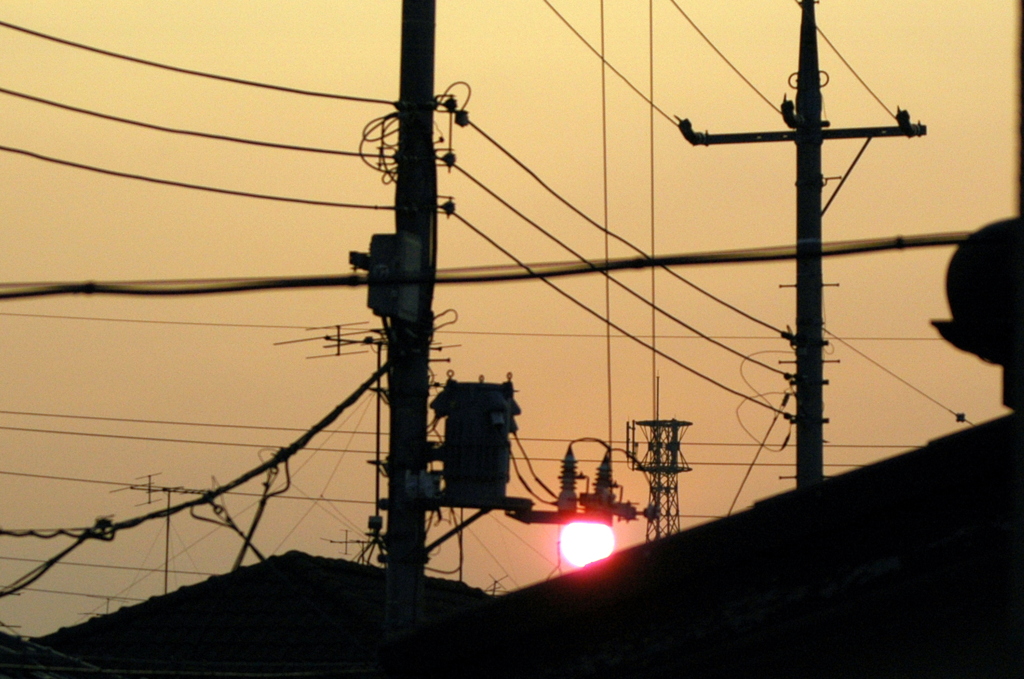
[560,522,615,568]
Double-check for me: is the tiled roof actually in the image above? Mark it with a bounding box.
[39,551,486,678]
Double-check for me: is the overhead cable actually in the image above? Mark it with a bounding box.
[0,230,970,300]
[454,163,786,375]
[0,408,378,437]
[0,311,310,329]
[0,86,363,157]
[826,330,972,425]
[0,411,913,449]
[0,468,371,505]
[0,423,374,455]
[0,143,393,210]
[0,19,393,106]
[0,554,214,577]
[0,362,388,598]
[666,0,780,113]
[451,211,785,414]
[727,391,792,516]
[781,0,897,118]
[816,27,895,119]
[0,312,947,339]
[467,120,786,335]
[540,0,675,124]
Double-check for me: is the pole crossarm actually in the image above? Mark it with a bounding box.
[674,1,925,488]
[677,114,926,147]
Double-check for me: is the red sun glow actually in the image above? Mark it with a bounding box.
[559,521,615,567]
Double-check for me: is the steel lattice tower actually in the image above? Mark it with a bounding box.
[627,419,692,541]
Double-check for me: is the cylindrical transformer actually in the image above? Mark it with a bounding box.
[430,378,520,507]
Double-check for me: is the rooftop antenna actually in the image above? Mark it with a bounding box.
[273,322,375,359]
[115,474,204,594]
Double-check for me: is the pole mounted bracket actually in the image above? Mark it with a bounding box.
[676,117,708,146]
[896,108,926,137]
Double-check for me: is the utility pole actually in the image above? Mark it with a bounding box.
[384,0,438,636]
[678,0,925,487]
[792,0,826,489]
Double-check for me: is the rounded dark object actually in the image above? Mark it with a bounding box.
[935,218,1018,365]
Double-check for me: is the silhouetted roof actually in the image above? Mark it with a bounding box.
[384,416,1014,679]
[0,631,118,679]
[40,551,487,679]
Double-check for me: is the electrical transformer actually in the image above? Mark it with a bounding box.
[430,377,520,508]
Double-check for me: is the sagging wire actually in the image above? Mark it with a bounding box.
[436,82,472,174]
[734,391,793,453]
[0,86,364,158]
[727,391,793,517]
[0,144,394,211]
[188,498,267,564]
[424,509,467,578]
[0,19,394,106]
[0,231,971,301]
[359,113,401,183]
[736,350,796,448]
[0,362,389,599]
[450,210,787,415]
[513,432,559,501]
[433,308,459,333]
[231,461,291,571]
[463,119,787,336]
[452,163,787,377]
[510,440,557,506]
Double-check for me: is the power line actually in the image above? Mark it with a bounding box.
[441,329,940,341]
[0,424,376,455]
[20,586,145,603]
[816,26,894,118]
[0,555,215,578]
[0,311,310,329]
[0,86,363,157]
[0,468,374,505]
[728,392,791,516]
[826,330,972,424]
[0,230,970,300]
[600,0,614,447]
[454,163,787,375]
[782,0,896,118]
[666,0,780,113]
[466,120,786,335]
[451,210,785,414]
[0,409,378,437]
[0,143,393,210]
[0,409,913,449]
[0,362,388,598]
[540,0,675,124]
[0,313,939,339]
[0,19,393,106]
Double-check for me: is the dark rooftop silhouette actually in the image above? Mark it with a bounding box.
[39,551,487,679]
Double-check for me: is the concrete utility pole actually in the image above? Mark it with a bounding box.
[678,0,924,487]
[792,0,826,489]
[384,0,437,636]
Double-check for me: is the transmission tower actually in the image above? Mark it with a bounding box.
[626,419,692,541]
